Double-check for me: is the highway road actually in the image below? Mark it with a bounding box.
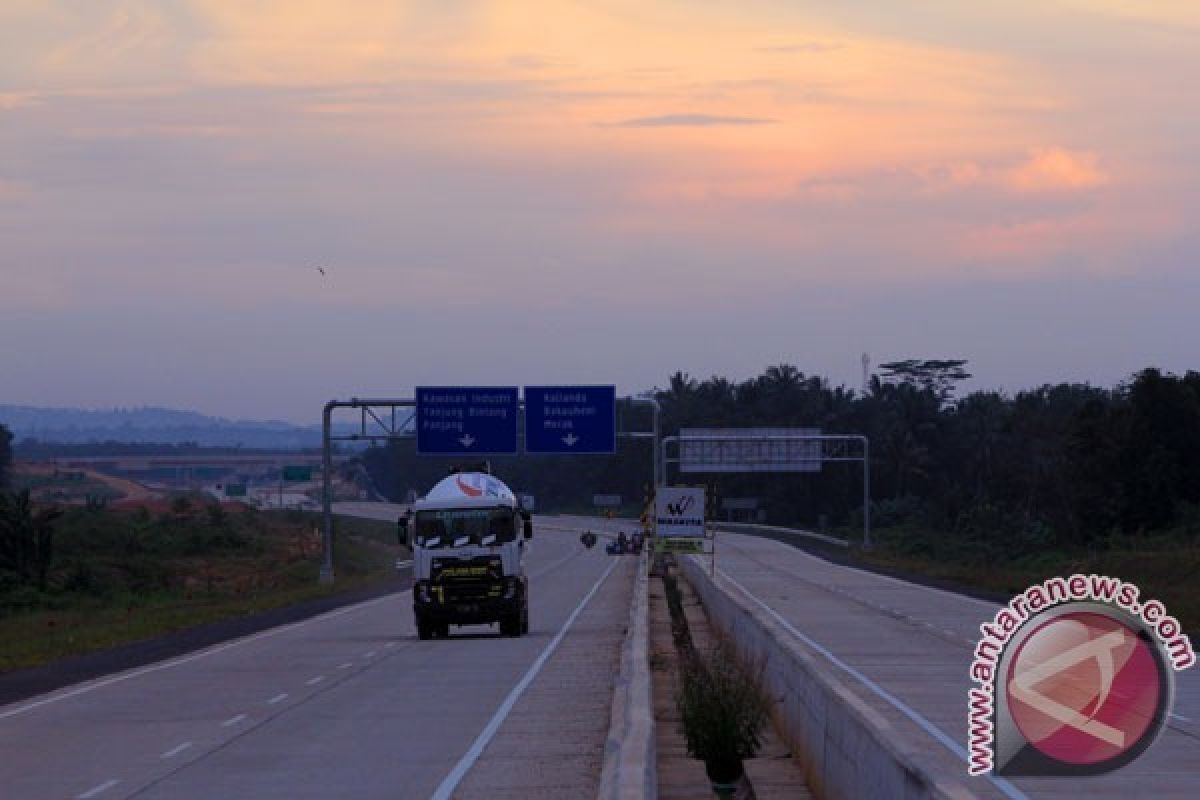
[0,510,636,800]
[704,530,1200,799]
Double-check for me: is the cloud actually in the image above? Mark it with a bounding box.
[755,42,843,54]
[609,113,776,127]
[1005,147,1109,192]
[905,148,1109,195]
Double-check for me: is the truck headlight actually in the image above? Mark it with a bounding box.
[503,577,518,599]
[416,582,431,602]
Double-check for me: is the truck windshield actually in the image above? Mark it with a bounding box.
[414,508,515,548]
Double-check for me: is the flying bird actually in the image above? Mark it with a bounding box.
[316,266,326,276]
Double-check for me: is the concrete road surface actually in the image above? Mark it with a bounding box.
[0,514,636,800]
[705,531,1200,799]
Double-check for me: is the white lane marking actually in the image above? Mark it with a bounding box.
[383,642,396,649]
[161,741,192,759]
[1170,712,1191,722]
[76,779,119,798]
[528,547,586,580]
[364,650,376,659]
[430,559,619,800]
[0,591,406,720]
[306,676,325,686]
[222,713,247,727]
[338,662,354,670]
[718,568,1029,800]
[268,693,289,705]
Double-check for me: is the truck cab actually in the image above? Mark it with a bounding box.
[398,467,532,640]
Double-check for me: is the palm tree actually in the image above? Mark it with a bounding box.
[659,371,699,430]
[762,364,802,392]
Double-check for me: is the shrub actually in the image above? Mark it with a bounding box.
[676,644,768,783]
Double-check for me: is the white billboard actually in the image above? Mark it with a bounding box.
[680,427,822,473]
[655,487,706,538]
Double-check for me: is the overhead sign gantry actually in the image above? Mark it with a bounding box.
[661,429,871,548]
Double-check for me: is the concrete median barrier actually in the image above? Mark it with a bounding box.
[680,556,978,800]
[598,551,657,800]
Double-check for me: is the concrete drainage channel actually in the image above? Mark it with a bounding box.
[600,551,811,800]
[655,558,812,799]
[679,555,983,800]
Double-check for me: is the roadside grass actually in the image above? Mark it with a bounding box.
[852,526,1200,633]
[327,513,401,548]
[0,509,406,673]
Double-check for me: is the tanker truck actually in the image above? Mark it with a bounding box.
[397,465,531,640]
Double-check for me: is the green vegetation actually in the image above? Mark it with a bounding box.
[0,423,12,489]
[661,565,768,788]
[855,525,1200,632]
[13,471,125,505]
[0,501,403,672]
[675,644,768,785]
[0,490,62,593]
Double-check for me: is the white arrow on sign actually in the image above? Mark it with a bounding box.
[562,433,580,447]
[459,434,476,448]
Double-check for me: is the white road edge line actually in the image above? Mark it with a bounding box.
[161,741,192,759]
[364,650,376,658]
[76,778,119,799]
[430,558,619,800]
[222,713,247,727]
[338,662,354,670]
[717,568,1029,800]
[306,676,325,686]
[0,592,405,720]
[1169,712,1190,722]
[268,693,288,705]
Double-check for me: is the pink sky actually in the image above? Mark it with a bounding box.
[1,2,1197,421]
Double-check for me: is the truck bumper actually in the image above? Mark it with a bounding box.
[413,581,525,625]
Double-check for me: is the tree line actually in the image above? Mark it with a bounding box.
[363,363,1200,553]
[0,424,11,489]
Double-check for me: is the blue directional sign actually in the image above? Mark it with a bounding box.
[525,385,616,454]
[416,386,518,455]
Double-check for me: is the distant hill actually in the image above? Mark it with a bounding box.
[0,405,332,450]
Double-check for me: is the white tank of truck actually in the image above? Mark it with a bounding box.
[398,466,531,639]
